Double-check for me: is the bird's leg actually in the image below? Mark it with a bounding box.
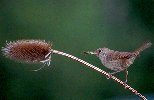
[124,69,128,88]
[110,71,121,75]
[106,71,121,79]
[107,69,128,88]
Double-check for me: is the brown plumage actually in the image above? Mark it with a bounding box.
[84,42,152,85]
[2,40,52,65]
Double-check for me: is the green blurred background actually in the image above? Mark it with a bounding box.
[0,0,153,99]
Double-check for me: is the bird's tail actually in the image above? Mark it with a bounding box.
[133,41,152,56]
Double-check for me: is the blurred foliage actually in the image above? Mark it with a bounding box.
[0,0,153,100]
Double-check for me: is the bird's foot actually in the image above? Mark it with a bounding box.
[106,73,112,79]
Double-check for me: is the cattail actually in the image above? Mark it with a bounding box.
[1,39,147,100]
[2,40,52,66]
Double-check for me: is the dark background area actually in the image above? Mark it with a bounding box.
[0,0,154,99]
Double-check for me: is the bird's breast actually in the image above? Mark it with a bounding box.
[100,56,135,71]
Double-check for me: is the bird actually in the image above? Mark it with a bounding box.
[84,42,152,85]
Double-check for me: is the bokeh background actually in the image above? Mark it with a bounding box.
[0,0,154,99]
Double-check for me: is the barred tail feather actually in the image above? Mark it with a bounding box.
[134,41,152,56]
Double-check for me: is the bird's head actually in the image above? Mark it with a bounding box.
[84,48,109,57]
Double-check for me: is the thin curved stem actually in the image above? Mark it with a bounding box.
[51,49,147,100]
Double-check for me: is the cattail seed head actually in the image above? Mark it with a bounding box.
[2,40,52,65]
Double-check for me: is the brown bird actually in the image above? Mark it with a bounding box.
[84,42,152,85]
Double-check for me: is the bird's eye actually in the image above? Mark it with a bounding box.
[98,49,102,53]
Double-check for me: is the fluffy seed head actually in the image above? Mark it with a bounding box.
[2,40,52,64]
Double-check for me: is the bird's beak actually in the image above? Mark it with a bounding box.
[83,51,97,55]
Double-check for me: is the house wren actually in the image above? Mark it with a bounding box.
[84,42,152,84]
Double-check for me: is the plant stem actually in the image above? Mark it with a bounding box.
[51,49,147,100]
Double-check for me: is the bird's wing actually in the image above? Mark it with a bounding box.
[111,51,136,60]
